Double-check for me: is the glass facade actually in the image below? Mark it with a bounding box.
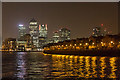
[29,18,39,50]
[38,24,48,49]
[53,31,60,43]
[18,25,26,38]
[59,28,70,41]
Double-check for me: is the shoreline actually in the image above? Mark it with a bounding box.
[43,49,120,57]
[1,49,120,57]
[1,51,42,52]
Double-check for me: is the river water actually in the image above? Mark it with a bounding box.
[2,52,120,79]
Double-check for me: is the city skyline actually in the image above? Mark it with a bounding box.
[2,2,120,79]
[3,2,118,40]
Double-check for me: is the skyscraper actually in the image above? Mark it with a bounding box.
[53,31,60,43]
[17,24,27,51]
[29,18,39,50]
[59,28,70,41]
[39,24,47,38]
[18,24,26,39]
[38,24,48,49]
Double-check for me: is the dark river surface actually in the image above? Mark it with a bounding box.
[2,52,120,79]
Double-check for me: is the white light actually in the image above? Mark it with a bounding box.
[19,24,23,27]
[111,41,113,44]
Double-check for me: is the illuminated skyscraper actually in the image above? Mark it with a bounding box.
[59,28,70,41]
[53,31,60,43]
[18,24,26,39]
[38,24,48,49]
[29,18,39,50]
[39,24,47,38]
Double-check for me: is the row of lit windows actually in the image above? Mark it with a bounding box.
[30,22,37,25]
[19,27,26,30]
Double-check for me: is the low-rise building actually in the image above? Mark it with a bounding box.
[17,34,33,51]
[2,38,17,51]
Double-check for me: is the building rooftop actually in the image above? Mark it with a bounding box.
[30,18,37,22]
[59,27,70,32]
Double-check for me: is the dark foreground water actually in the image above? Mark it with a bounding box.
[2,52,120,79]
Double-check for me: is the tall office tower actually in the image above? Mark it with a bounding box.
[59,28,70,41]
[29,18,39,50]
[92,26,101,37]
[18,24,26,39]
[38,24,48,49]
[39,24,47,38]
[53,31,60,43]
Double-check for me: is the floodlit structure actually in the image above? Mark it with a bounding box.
[18,24,26,38]
[38,24,48,49]
[59,28,70,41]
[39,24,47,38]
[17,24,27,51]
[29,18,39,50]
[2,38,17,51]
[53,31,60,43]
[44,34,120,52]
[17,34,33,51]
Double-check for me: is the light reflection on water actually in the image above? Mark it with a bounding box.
[99,57,106,78]
[109,57,117,78]
[16,52,27,79]
[2,52,120,79]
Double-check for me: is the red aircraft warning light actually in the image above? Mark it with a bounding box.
[101,24,103,27]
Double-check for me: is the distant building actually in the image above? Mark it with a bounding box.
[18,24,26,39]
[47,38,54,44]
[59,28,70,41]
[23,34,33,51]
[17,39,26,51]
[2,38,16,51]
[17,34,33,51]
[38,24,48,49]
[89,36,104,49]
[29,18,39,50]
[39,24,47,38]
[52,31,60,43]
[92,26,102,37]
[102,35,120,48]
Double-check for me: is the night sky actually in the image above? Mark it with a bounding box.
[2,2,118,40]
